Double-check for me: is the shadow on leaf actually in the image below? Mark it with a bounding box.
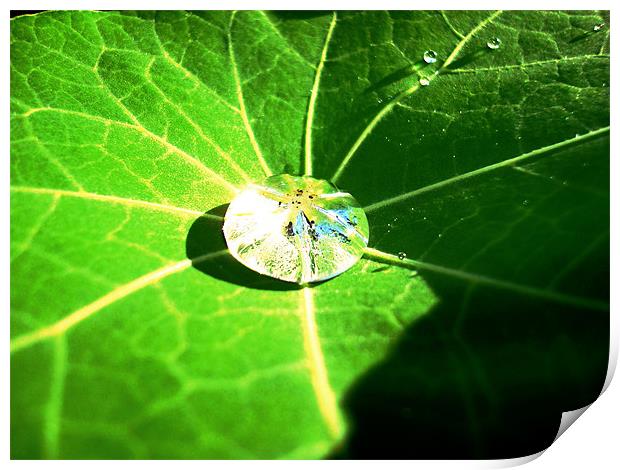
[330,266,609,459]
[568,25,605,44]
[443,48,491,71]
[185,204,300,291]
[364,61,424,94]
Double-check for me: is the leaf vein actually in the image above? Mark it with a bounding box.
[10,186,213,218]
[18,107,239,193]
[331,10,503,182]
[448,54,609,74]
[143,56,253,183]
[43,335,68,459]
[363,247,608,311]
[10,194,60,262]
[304,12,338,176]
[229,11,273,177]
[299,287,342,439]
[10,251,229,354]
[364,126,610,212]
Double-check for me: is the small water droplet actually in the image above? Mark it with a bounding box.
[397,252,407,260]
[522,199,529,206]
[423,50,437,64]
[487,37,502,50]
[423,216,428,220]
[438,233,443,238]
[593,23,605,32]
[562,181,568,186]
[419,77,430,86]
[452,154,456,158]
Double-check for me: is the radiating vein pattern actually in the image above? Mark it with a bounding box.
[11,10,609,460]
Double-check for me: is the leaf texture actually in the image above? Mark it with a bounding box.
[10,10,609,459]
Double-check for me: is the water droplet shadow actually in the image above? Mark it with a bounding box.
[364,60,426,94]
[443,48,490,72]
[568,28,603,44]
[185,204,300,291]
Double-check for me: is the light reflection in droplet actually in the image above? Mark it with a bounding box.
[223,174,369,284]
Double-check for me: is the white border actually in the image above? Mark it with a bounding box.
[3,2,617,467]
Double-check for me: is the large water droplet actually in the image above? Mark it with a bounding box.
[419,77,430,86]
[223,174,369,284]
[397,252,407,260]
[487,37,502,50]
[423,50,437,64]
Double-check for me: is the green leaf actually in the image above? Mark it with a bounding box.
[10,10,609,459]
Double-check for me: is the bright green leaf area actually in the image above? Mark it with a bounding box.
[10,10,609,459]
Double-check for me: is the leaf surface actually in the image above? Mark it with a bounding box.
[10,10,609,459]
